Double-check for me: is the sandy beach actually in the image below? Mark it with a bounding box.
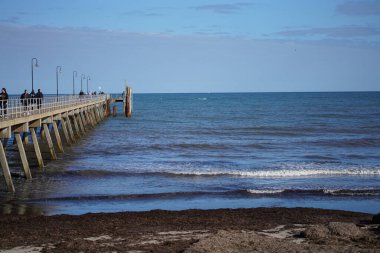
[0,207,378,253]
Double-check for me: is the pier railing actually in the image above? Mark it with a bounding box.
[0,95,107,121]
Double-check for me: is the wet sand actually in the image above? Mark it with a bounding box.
[0,207,378,252]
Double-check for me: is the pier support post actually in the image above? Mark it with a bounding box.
[95,106,101,121]
[22,132,29,145]
[65,116,76,143]
[52,121,64,153]
[83,110,92,128]
[93,107,100,123]
[43,124,57,160]
[2,138,9,149]
[92,107,99,124]
[15,133,32,179]
[80,111,88,128]
[106,99,111,116]
[40,127,46,140]
[30,128,44,169]
[124,86,132,118]
[71,115,81,138]
[88,110,96,127]
[99,105,105,119]
[60,118,71,145]
[0,140,15,192]
[77,114,86,134]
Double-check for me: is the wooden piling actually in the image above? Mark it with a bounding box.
[71,115,82,138]
[43,124,57,160]
[112,106,117,117]
[80,111,88,128]
[22,132,29,144]
[0,140,15,192]
[90,108,97,124]
[93,107,100,122]
[52,121,64,153]
[40,127,46,140]
[85,110,94,128]
[124,86,132,118]
[15,133,32,179]
[60,119,71,145]
[66,117,76,142]
[97,106,104,120]
[77,114,86,134]
[30,128,44,169]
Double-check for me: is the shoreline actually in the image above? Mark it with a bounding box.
[0,207,378,252]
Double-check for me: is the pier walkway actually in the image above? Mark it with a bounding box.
[0,95,109,192]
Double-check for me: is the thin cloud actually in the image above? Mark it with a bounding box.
[191,2,253,14]
[336,0,380,16]
[276,25,380,38]
[121,10,163,17]
[0,16,20,24]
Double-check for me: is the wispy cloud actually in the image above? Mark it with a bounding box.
[336,0,380,16]
[0,16,20,24]
[121,10,163,17]
[276,25,380,38]
[191,2,253,14]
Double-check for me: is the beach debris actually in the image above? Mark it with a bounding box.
[84,235,112,242]
[128,230,210,247]
[0,246,43,253]
[257,225,305,243]
[302,222,367,241]
[184,229,379,253]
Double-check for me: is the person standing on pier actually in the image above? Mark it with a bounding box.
[20,89,30,113]
[36,88,43,109]
[0,88,9,118]
[30,89,36,110]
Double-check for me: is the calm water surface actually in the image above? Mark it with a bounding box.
[1,92,380,215]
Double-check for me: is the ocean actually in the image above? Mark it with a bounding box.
[1,92,380,215]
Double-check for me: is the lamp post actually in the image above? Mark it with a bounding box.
[72,71,77,95]
[31,58,39,91]
[56,66,62,101]
[80,74,86,93]
[86,76,91,94]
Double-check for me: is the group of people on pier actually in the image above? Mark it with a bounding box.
[20,89,44,112]
[0,88,44,118]
[0,88,104,119]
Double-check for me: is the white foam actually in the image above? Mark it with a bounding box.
[169,168,380,177]
[247,189,285,194]
[323,189,380,196]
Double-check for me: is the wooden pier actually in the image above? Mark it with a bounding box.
[0,94,109,192]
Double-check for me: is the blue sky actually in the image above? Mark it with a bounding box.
[0,0,379,93]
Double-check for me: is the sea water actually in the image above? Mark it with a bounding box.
[1,92,380,215]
